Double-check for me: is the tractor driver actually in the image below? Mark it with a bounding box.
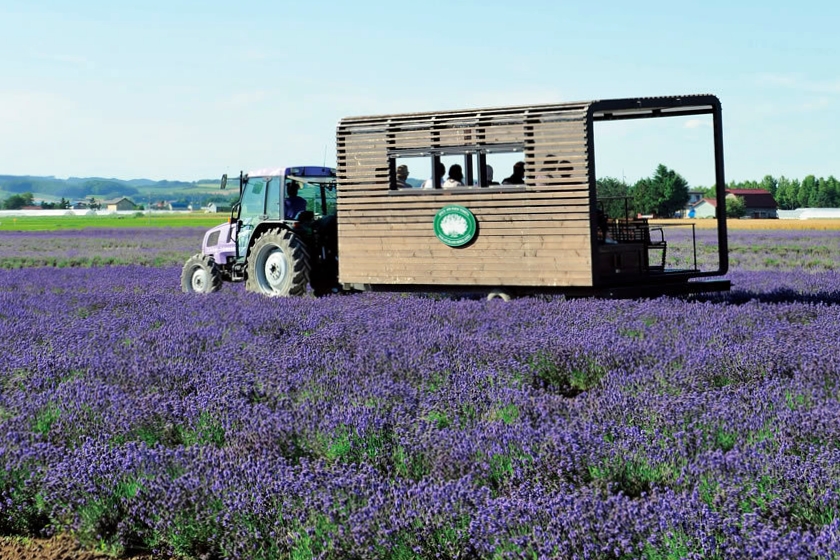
[284,181,307,220]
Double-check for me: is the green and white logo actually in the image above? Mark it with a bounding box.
[433,205,477,247]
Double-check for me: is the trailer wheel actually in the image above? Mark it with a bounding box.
[487,289,511,301]
[245,229,310,297]
[181,254,223,294]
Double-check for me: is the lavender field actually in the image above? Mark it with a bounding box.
[0,228,206,269]
[2,227,840,559]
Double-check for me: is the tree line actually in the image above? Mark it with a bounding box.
[1,193,106,210]
[597,165,840,218]
[734,175,840,210]
[0,175,203,202]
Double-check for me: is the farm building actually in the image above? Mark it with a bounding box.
[727,189,777,218]
[686,189,705,209]
[167,202,191,211]
[104,197,138,212]
[691,198,717,219]
[205,202,232,213]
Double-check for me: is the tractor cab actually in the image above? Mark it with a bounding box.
[227,167,336,263]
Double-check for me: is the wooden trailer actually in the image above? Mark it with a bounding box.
[335,94,729,298]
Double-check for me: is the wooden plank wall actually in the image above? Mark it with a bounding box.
[336,103,594,288]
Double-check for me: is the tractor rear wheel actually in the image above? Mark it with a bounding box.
[245,229,310,297]
[181,254,223,294]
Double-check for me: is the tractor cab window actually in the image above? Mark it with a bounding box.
[265,177,281,219]
[289,177,337,218]
[240,177,267,218]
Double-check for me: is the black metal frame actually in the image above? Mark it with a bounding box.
[587,94,729,284]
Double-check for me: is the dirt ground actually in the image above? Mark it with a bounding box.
[0,535,171,560]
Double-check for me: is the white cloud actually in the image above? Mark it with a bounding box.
[683,118,711,129]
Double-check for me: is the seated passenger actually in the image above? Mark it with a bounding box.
[443,164,464,189]
[558,159,573,179]
[502,161,525,184]
[421,162,447,189]
[396,165,411,189]
[284,182,307,219]
[536,156,572,186]
[482,164,499,186]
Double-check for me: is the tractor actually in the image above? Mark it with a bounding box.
[181,166,338,297]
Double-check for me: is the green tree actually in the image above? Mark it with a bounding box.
[807,176,838,208]
[775,176,799,210]
[759,175,778,196]
[596,177,632,218]
[3,192,34,210]
[698,184,716,198]
[798,175,817,208]
[725,196,746,218]
[825,176,840,207]
[632,164,690,217]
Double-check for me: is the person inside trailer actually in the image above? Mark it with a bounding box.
[284,181,307,219]
[537,157,573,186]
[502,161,525,184]
[421,162,447,189]
[482,164,499,186]
[443,164,464,188]
[396,165,411,189]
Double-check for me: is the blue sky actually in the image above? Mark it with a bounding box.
[1,0,838,188]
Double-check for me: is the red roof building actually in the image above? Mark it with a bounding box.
[689,189,778,219]
[726,189,778,213]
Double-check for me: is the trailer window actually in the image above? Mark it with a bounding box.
[389,144,525,191]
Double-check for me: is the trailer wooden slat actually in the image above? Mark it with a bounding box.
[340,209,590,220]
[340,254,592,267]
[342,237,591,250]
[339,199,590,212]
[338,272,593,286]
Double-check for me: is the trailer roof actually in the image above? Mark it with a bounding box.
[337,94,720,125]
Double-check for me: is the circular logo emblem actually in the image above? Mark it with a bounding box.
[433,205,477,247]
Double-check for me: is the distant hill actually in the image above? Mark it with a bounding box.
[0,174,231,207]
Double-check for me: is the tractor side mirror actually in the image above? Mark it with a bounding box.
[220,174,228,190]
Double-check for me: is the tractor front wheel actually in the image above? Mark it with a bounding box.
[181,254,223,294]
[245,229,310,297]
